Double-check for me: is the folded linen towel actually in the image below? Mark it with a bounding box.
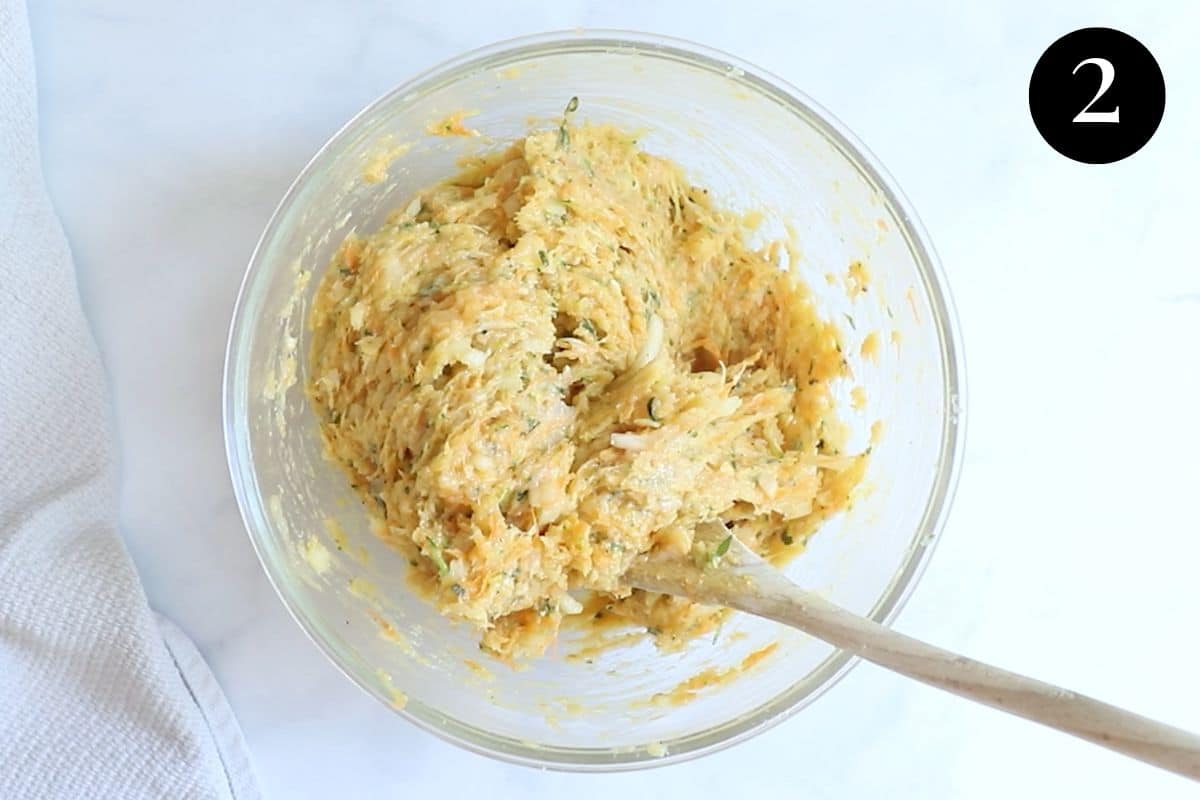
[1,2,258,797]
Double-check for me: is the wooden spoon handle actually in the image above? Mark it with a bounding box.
[733,576,1200,780]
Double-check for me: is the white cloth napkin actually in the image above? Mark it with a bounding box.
[1,2,258,797]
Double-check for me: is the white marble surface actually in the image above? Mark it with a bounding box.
[28,0,1200,796]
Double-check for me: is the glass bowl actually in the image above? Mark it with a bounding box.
[223,30,965,771]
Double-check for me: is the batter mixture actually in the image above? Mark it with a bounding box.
[308,111,865,659]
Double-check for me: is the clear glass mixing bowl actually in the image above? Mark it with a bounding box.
[223,30,965,770]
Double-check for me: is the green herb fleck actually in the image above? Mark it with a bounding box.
[843,312,856,330]
[781,531,795,546]
[558,96,580,150]
[715,535,733,558]
[426,538,449,576]
[647,397,662,422]
[538,250,549,267]
[706,535,733,568]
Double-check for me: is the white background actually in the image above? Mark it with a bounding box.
[28,1,1200,797]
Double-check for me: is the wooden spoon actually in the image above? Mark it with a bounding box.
[625,524,1200,780]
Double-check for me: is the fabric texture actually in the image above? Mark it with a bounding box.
[0,1,258,797]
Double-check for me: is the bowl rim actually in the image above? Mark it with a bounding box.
[223,27,967,772]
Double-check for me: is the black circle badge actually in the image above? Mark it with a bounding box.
[1029,27,1165,164]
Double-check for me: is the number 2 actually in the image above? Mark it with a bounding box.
[1073,57,1120,123]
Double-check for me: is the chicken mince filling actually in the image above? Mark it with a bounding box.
[307,119,864,660]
